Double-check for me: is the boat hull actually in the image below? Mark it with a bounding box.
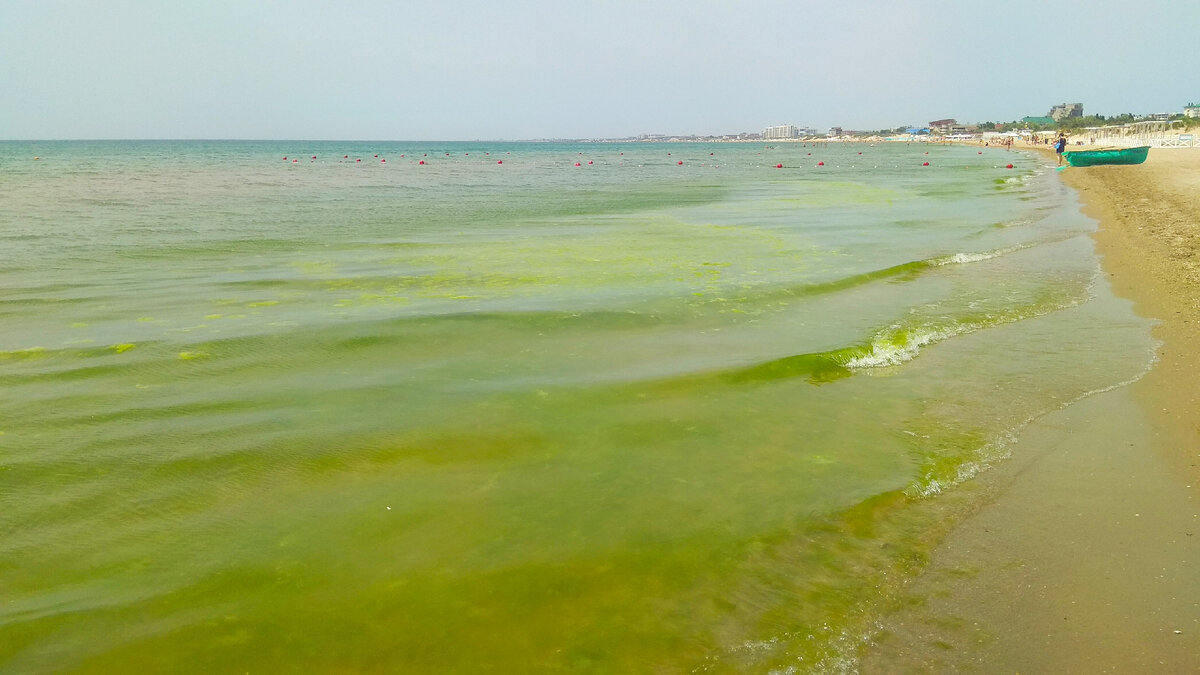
[1063,146,1150,167]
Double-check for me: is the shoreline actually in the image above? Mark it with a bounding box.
[860,147,1200,670]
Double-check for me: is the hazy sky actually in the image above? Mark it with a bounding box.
[3,0,1197,140]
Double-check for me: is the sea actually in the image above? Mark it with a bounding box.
[0,140,1156,673]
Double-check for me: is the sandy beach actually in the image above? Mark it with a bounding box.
[861,147,1200,671]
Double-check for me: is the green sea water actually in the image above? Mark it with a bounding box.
[0,141,1154,672]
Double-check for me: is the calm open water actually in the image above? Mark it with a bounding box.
[0,140,1154,672]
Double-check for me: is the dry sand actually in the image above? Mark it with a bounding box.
[860,148,1200,672]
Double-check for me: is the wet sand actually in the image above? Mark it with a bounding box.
[861,148,1200,672]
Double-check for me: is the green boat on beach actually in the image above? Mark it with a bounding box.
[1063,145,1150,167]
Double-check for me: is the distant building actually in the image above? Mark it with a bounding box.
[1184,103,1200,118]
[1140,113,1172,122]
[797,127,819,137]
[928,119,957,133]
[827,127,844,137]
[763,124,799,140]
[1049,103,1083,121]
[1022,116,1056,126]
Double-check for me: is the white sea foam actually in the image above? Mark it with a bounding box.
[931,243,1028,266]
[844,325,964,370]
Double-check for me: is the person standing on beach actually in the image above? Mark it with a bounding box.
[1054,134,1067,165]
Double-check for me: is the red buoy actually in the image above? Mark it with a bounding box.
[381,159,386,163]
[292,159,298,163]
[1006,163,1014,169]
[312,155,317,159]
[419,160,425,165]
[817,161,824,166]
[588,160,593,165]
[923,162,929,166]
[575,162,581,167]
[776,163,783,168]
[356,158,361,162]
[497,160,503,164]
[344,155,349,159]
[678,160,683,165]
[283,156,287,160]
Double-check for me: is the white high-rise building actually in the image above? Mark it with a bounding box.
[763,125,799,140]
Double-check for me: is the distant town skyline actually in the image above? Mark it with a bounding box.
[2,0,1197,141]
